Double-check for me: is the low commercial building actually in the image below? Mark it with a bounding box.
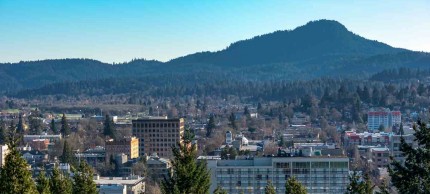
[206,156,349,194]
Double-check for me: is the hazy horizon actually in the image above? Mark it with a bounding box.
[1,0,429,63]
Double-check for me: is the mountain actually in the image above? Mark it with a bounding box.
[168,20,405,67]
[1,19,430,94]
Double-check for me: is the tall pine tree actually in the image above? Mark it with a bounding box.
[0,118,7,144]
[0,125,37,194]
[161,129,210,194]
[16,113,25,134]
[389,121,430,193]
[345,170,374,194]
[36,171,51,194]
[50,166,73,194]
[206,115,215,137]
[73,161,97,194]
[285,176,307,194]
[103,114,116,139]
[265,180,276,194]
[51,118,58,134]
[61,113,70,137]
[60,140,75,165]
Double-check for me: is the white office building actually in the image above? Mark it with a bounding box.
[206,156,349,194]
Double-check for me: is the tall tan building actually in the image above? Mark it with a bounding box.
[105,137,139,161]
[132,118,184,158]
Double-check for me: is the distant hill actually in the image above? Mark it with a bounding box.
[1,19,430,94]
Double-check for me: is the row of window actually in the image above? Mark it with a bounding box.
[133,122,180,128]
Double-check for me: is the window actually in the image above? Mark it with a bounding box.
[237,181,241,186]
[256,175,262,180]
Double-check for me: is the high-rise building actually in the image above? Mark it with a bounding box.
[206,156,349,194]
[105,137,139,161]
[132,117,184,158]
[367,108,401,131]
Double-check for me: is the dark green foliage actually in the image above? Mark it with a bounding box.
[221,146,237,160]
[229,112,237,130]
[375,179,390,194]
[389,121,430,193]
[206,115,215,137]
[161,129,211,194]
[61,113,70,137]
[0,118,7,144]
[29,115,43,135]
[103,114,116,138]
[51,119,58,134]
[285,176,307,194]
[73,161,97,194]
[346,170,374,194]
[17,113,24,134]
[50,166,73,194]
[213,186,227,194]
[399,122,404,135]
[278,136,285,147]
[36,171,51,194]
[60,140,75,165]
[378,124,385,132]
[244,106,250,117]
[265,181,276,194]
[0,126,37,194]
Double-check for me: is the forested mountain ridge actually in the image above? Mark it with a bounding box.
[1,19,430,94]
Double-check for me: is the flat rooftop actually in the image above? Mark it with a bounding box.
[94,177,144,185]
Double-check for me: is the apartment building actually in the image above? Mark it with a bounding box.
[132,117,184,158]
[367,108,401,131]
[369,147,390,168]
[206,156,349,194]
[105,137,139,161]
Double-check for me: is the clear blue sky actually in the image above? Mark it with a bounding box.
[0,0,429,63]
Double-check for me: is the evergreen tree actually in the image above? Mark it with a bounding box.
[265,180,276,194]
[206,115,215,137]
[61,114,70,137]
[0,118,7,144]
[375,179,390,194]
[60,140,75,165]
[73,161,97,194]
[345,170,374,194]
[278,136,285,147]
[103,114,116,138]
[17,113,24,134]
[399,122,404,135]
[29,116,43,135]
[161,129,211,194]
[213,186,227,194]
[389,121,430,193]
[36,171,51,194]
[0,126,37,194]
[50,166,72,194]
[229,112,237,130]
[244,106,250,117]
[51,119,58,134]
[285,176,307,194]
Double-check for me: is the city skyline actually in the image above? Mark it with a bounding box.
[1,0,429,63]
